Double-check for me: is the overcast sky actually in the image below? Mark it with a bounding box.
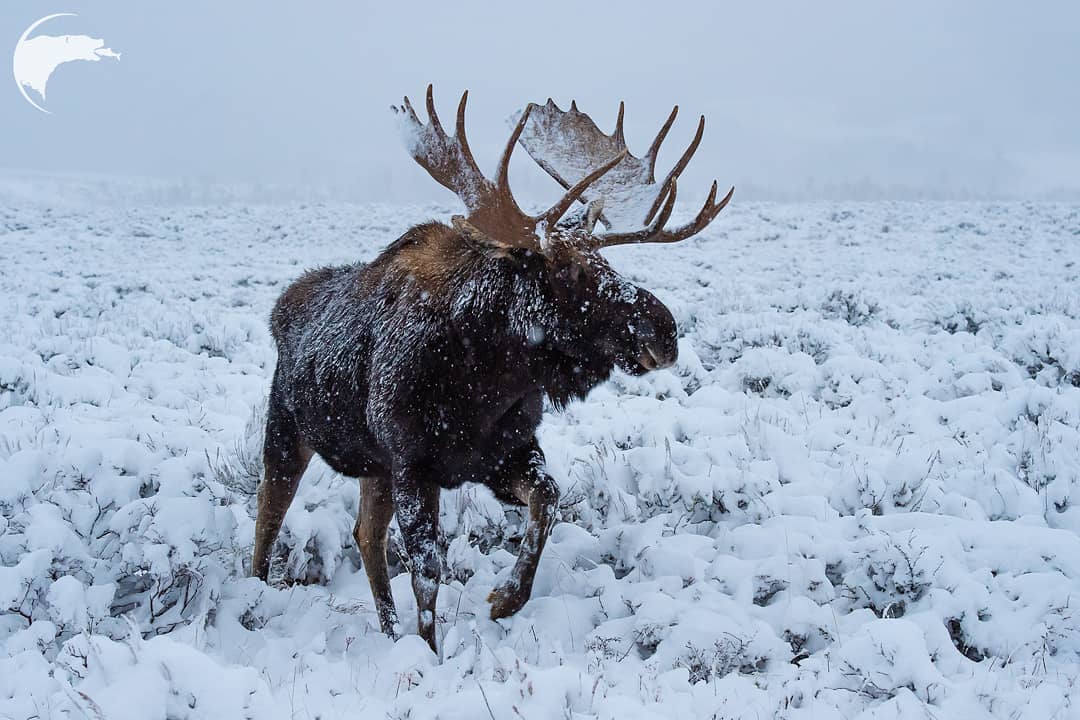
[2,1,1078,203]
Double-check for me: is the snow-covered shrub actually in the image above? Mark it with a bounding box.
[927,300,989,336]
[998,318,1080,387]
[205,394,266,502]
[819,286,881,327]
[2,198,1080,717]
[838,528,940,618]
[817,619,948,705]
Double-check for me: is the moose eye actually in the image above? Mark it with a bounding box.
[634,318,655,337]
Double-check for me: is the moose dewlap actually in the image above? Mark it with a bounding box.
[251,85,733,652]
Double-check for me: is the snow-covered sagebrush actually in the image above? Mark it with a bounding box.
[2,188,1080,718]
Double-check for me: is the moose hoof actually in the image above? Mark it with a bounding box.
[488,580,529,620]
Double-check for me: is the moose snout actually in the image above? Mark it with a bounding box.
[636,330,678,371]
[630,297,678,372]
[638,340,677,371]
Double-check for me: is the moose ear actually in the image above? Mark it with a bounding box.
[554,199,605,236]
[583,198,605,233]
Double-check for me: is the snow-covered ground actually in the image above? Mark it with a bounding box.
[2,189,1080,719]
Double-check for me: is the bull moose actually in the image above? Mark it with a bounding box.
[251,86,733,652]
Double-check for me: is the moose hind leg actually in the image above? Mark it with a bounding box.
[354,475,398,637]
[489,446,559,620]
[391,476,441,653]
[252,395,313,581]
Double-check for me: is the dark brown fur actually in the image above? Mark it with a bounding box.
[252,221,678,652]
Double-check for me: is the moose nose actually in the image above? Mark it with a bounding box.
[638,340,677,371]
[633,312,678,371]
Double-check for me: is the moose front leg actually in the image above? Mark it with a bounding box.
[354,475,398,638]
[391,473,442,652]
[489,444,559,619]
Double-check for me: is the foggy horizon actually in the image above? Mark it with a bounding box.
[2,1,1079,204]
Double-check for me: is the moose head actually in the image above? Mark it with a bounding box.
[393,86,732,393]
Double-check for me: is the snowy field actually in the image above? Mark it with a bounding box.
[2,189,1080,719]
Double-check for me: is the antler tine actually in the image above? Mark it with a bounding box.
[710,183,736,220]
[589,179,677,248]
[652,178,678,229]
[644,115,705,225]
[663,115,706,185]
[424,84,445,136]
[613,102,626,144]
[400,95,421,125]
[599,182,734,247]
[495,103,535,192]
[541,149,628,228]
[643,106,679,179]
[454,90,479,170]
[660,181,734,241]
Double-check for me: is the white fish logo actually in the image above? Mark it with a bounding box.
[13,13,120,114]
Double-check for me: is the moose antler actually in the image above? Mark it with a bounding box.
[514,99,734,247]
[393,86,626,250]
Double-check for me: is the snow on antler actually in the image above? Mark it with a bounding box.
[514,98,734,244]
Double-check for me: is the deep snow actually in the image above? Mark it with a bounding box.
[2,190,1080,719]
